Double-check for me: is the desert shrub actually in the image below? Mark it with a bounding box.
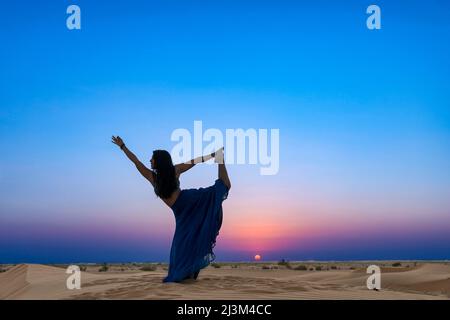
[98,263,109,272]
[211,263,221,268]
[330,265,337,270]
[315,265,322,271]
[392,262,402,267]
[262,265,271,270]
[278,259,288,266]
[79,266,87,272]
[295,265,307,271]
[140,264,157,271]
[278,259,292,269]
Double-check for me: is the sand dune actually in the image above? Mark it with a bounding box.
[0,263,448,300]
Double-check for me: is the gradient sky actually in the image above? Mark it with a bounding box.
[1,0,450,263]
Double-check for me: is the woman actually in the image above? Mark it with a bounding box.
[111,135,231,283]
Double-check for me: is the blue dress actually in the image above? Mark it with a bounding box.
[163,179,229,283]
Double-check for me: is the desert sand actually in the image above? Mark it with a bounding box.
[0,262,449,300]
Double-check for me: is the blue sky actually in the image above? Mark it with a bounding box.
[1,0,450,263]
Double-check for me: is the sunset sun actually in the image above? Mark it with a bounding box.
[254,254,261,261]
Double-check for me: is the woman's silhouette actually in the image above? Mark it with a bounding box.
[112,135,231,282]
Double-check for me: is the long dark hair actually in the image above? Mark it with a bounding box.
[152,150,178,199]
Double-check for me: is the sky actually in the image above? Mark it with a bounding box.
[1,0,450,263]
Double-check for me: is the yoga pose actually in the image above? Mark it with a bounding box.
[112,135,231,282]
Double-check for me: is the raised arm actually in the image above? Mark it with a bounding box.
[175,151,216,176]
[112,135,155,186]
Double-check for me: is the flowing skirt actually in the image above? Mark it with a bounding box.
[163,179,229,283]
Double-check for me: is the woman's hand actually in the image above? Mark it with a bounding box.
[111,135,125,148]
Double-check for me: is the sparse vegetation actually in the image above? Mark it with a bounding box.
[278,259,292,269]
[262,265,271,270]
[140,264,157,271]
[295,265,307,271]
[211,263,221,268]
[79,266,87,272]
[98,263,109,272]
[330,265,337,270]
[278,259,288,266]
[392,262,402,267]
[315,265,322,271]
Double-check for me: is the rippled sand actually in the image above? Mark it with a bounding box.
[1,262,449,300]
